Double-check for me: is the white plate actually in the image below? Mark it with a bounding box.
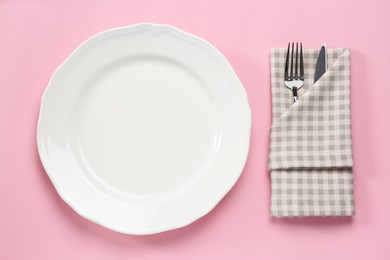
[37,23,251,235]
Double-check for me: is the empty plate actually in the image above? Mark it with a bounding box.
[37,23,251,234]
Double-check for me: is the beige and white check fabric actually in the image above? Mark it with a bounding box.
[269,48,354,217]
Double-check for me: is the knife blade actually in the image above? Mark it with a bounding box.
[314,43,327,83]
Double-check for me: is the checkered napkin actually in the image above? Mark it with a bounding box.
[269,48,354,217]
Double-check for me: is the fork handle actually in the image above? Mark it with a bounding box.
[292,87,298,102]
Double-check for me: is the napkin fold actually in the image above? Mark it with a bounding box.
[269,48,354,217]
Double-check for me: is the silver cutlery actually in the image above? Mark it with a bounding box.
[314,43,327,83]
[284,42,304,102]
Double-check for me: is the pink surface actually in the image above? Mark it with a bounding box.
[1,0,390,259]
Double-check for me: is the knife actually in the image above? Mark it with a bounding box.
[314,43,327,83]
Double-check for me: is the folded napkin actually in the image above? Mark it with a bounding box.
[269,48,354,217]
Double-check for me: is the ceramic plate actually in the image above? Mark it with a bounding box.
[37,23,251,235]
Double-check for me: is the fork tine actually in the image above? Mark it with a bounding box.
[285,42,290,78]
[290,42,294,78]
[295,42,298,78]
[300,42,304,78]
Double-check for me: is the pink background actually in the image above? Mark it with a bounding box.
[1,0,390,259]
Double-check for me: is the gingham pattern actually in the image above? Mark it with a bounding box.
[269,48,354,217]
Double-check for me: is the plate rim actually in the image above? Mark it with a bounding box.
[37,23,252,235]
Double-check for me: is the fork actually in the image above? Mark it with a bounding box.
[284,42,304,102]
